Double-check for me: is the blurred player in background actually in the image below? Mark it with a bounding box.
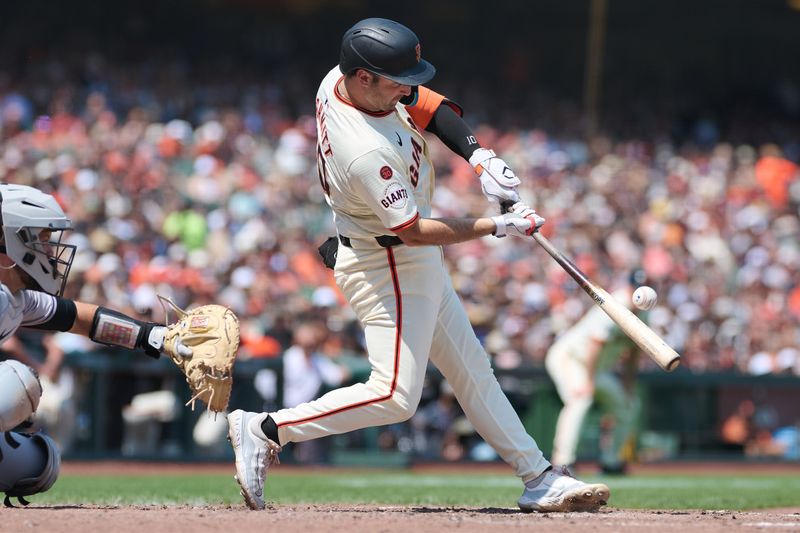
[0,183,190,505]
[227,17,610,513]
[545,270,647,474]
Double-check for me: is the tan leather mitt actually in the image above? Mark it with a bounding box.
[159,296,240,413]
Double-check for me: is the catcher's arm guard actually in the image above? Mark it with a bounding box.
[158,296,240,413]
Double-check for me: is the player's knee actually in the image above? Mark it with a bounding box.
[0,361,43,431]
[0,431,61,506]
[364,377,422,423]
[382,395,419,423]
[568,396,593,411]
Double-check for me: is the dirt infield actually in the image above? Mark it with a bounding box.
[12,461,798,532]
[5,504,800,532]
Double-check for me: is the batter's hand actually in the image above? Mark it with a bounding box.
[469,148,522,204]
[491,202,545,238]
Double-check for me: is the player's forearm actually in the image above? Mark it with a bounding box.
[584,337,604,376]
[71,300,163,358]
[398,216,497,246]
[30,299,160,357]
[70,301,99,336]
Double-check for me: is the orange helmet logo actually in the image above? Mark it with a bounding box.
[415,44,421,63]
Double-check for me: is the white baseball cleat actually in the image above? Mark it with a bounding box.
[518,465,610,513]
[227,409,282,510]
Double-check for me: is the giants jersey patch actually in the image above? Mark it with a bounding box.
[381,182,409,209]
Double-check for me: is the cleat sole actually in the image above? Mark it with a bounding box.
[519,483,610,513]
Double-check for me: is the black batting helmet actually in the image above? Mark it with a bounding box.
[339,18,436,86]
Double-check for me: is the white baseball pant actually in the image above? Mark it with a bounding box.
[269,241,550,482]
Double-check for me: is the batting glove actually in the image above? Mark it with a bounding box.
[469,148,522,204]
[491,202,545,238]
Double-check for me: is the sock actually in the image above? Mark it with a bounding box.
[260,415,280,445]
[525,465,553,488]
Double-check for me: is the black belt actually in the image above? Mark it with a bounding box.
[339,235,404,248]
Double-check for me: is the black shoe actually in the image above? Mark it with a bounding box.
[600,462,628,476]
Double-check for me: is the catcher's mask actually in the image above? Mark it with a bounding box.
[0,184,76,296]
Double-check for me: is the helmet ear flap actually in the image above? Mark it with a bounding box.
[399,86,419,106]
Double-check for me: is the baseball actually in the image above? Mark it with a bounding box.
[632,286,657,310]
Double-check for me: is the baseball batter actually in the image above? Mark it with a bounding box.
[545,275,644,473]
[227,18,610,513]
[0,183,192,505]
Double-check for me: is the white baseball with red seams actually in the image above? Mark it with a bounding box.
[632,286,658,310]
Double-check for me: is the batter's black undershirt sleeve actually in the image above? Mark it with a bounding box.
[425,104,481,161]
[28,297,78,332]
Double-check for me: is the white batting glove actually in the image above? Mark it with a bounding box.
[509,202,546,227]
[469,148,522,204]
[490,202,545,238]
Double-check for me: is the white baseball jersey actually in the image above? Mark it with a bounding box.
[265,66,551,485]
[315,66,435,239]
[0,284,58,343]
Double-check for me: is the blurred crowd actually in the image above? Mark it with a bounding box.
[1,50,799,461]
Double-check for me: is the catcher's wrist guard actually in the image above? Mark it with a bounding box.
[89,307,162,359]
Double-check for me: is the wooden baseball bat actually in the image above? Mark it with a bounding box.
[532,231,681,372]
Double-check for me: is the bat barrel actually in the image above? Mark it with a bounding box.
[532,232,682,372]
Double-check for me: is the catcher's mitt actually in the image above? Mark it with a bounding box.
[158,296,240,413]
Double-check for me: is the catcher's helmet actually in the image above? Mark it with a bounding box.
[0,183,76,296]
[339,18,436,86]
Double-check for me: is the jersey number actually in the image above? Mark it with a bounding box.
[316,143,331,195]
